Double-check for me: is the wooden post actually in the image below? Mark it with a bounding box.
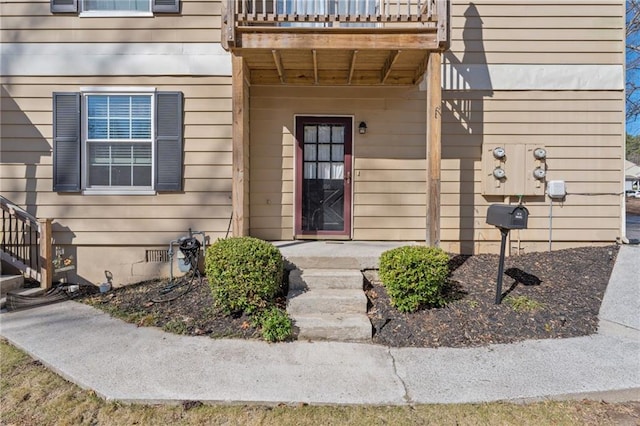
[232,54,250,236]
[426,52,442,247]
[38,218,53,289]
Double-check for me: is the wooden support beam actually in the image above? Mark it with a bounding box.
[425,52,441,247]
[38,218,52,289]
[348,50,358,85]
[381,50,400,84]
[271,49,285,83]
[232,55,250,237]
[312,49,318,84]
[412,52,429,85]
[243,57,251,87]
[237,32,438,50]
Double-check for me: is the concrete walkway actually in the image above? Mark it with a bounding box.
[1,245,639,405]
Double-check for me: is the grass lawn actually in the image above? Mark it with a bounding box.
[2,339,638,425]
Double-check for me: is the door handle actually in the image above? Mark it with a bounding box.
[345,171,351,184]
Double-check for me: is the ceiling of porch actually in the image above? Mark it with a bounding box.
[238,48,433,86]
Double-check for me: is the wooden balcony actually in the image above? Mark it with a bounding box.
[222,0,449,85]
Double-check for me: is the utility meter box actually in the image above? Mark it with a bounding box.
[486,204,529,230]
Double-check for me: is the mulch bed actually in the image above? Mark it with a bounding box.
[82,244,619,348]
[82,278,286,340]
[366,245,619,348]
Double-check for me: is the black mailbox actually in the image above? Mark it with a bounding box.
[486,204,529,230]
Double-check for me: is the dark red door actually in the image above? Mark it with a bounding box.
[295,116,352,237]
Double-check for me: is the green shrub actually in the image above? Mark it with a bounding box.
[205,237,284,315]
[379,245,450,313]
[253,307,293,342]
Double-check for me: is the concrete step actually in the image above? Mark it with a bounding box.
[292,313,372,342]
[0,287,43,311]
[289,269,363,291]
[284,256,367,270]
[0,275,24,296]
[287,289,367,316]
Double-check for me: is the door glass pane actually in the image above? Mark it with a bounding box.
[318,144,331,161]
[318,162,331,179]
[304,162,316,179]
[304,125,317,143]
[332,125,344,143]
[304,144,317,161]
[332,144,344,161]
[331,163,344,179]
[318,125,331,143]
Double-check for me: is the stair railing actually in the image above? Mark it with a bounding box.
[0,195,52,288]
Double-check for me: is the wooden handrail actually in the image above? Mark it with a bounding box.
[0,195,53,288]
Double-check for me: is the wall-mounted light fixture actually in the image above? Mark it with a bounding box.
[358,121,367,134]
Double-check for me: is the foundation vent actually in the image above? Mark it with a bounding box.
[145,249,170,263]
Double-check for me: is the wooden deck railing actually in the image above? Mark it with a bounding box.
[231,0,438,22]
[0,196,52,288]
[224,0,449,48]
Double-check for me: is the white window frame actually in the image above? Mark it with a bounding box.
[81,87,157,195]
[79,0,153,17]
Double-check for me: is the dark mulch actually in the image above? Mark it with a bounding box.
[82,277,288,340]
[366,245,619,348]
[81,244,620,348]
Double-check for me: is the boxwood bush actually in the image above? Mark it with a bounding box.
[205,237,284,315]
[253,307,293,342]
[379,245,450,313]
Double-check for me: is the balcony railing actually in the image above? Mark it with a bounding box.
[232,0,437,22]
[0,195,52,288]
[224,0,449,48]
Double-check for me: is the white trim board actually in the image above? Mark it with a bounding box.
[1,43,232,77]
[440,64,623,91]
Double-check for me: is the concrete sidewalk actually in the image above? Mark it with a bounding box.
[1,245,639,405]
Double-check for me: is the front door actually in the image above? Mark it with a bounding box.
[295,116,352,238]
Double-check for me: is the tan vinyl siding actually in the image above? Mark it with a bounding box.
[450,1,624,64]
[441,91,624,253]
[249,85,427,241]
[0,0,222,43]
[1,76,232,282]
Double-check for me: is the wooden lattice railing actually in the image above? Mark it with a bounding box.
[0,195,52,288]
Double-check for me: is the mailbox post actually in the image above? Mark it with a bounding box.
[486,204,529,304]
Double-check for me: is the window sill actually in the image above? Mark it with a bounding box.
[83,189,156,196]
[79,11,153,18]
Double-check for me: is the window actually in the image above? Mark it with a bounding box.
[52,90,183,194]
[85,94,153,190]
[50,0,179,15]
[83,0,150,13]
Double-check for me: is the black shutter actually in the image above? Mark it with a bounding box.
[51,0,77,13]
[155,92,183,191]
[152,0,179,13]
[52,93,81,192]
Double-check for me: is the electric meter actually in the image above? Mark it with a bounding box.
[533,167,546,180]
[533,148,547,160]
[493,147,506,159]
